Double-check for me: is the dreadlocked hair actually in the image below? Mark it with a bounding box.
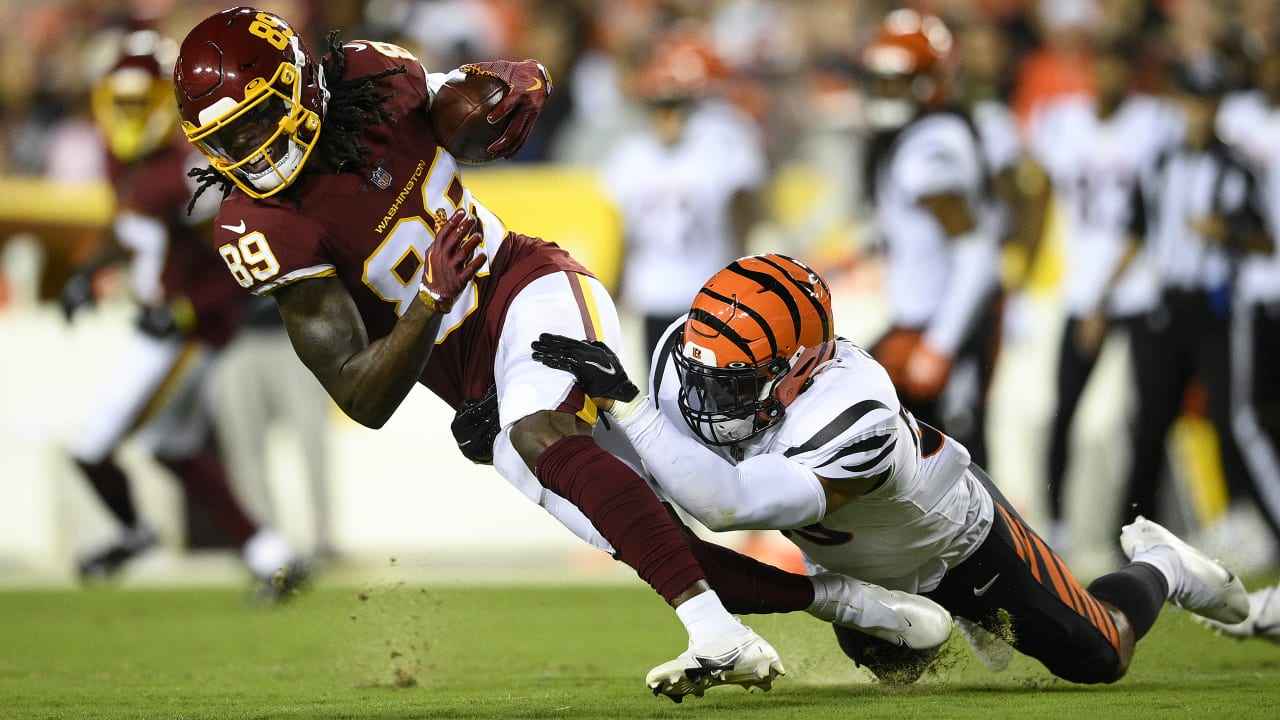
[187,166,234,215]
[186,30,406,214]
[314,30,406,173]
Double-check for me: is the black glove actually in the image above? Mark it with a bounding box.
[136,304,181,339]
[530,334,639,402]
[451,384,499,464]
[60,271,95,322]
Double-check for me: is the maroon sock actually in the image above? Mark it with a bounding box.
[536,435,705,603]
[160,449,257,547]
[76,457,139,528]
[684,529,815,615]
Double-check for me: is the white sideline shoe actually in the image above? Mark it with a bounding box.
[1195,585,1280,643]
[956,617,1014,672]
[645,625,784,703]
[1120,516,1249,624]
[808,574,954,650]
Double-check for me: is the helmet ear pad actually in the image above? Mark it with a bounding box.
[772,341,837,409]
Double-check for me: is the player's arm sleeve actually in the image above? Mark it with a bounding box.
[615,401,827,532]
[923,226,1000,356]
[902,135,1001,354]
[1218,156,1269,253]
[781,397,905,482]
[1127,164,1150,240]
[113,211,168,307]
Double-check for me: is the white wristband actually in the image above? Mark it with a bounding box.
[607,394,647,422]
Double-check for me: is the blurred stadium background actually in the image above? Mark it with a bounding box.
[0,0,1272,590]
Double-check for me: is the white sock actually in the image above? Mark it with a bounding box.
[242,527,296,580]
[808,574,858,618]
[1131,544,1183,601]
[675,590,742,646]
[809,576,902,630]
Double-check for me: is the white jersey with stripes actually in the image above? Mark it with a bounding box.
[1028,94,1176,317]
[652,334,994,593]
[874,112,999,347]
[1218,90,1280,304]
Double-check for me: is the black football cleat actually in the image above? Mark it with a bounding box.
[77,525,158,583]
[249,560,312,606]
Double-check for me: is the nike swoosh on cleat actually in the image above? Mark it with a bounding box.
[1254,621,1280,636]
[583,360,616,374]
[973,574,1000,597]
[685,650,740,682]
[220,220,247,233]
[526,77,543,92]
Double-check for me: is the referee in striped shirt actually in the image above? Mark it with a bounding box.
[1121,56,1275,540]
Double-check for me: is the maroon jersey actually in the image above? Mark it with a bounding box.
[210,43,588,407]
[107,137,243,347]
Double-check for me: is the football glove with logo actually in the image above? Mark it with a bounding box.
[451,383,499,464]
[419,210,486,313]
[530,333,640,402]
[461,60,551,159]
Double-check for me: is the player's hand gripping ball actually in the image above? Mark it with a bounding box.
[430,71,511,163]
[430,60,551,163]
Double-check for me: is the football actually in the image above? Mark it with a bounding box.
[430,72,511,164]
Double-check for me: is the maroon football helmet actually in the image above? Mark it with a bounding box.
[93,30,180,162]
[174,7,328,198]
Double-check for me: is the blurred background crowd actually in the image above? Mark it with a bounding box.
[4,0,1278,178]
[1,0,1279,598]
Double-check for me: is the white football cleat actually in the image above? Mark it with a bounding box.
[1120,516,1249,624]
[1195,585,1280,643]
[645,625,784,703]
[808,573,953,650]
[955,617,1014,672]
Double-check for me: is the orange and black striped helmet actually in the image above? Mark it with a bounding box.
[675,254,836,445]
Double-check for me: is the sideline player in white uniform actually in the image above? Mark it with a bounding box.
[1119,58,1275,548]
[1026,40,1176,538]
[601,25,766,364]
[1216,45,1280,554]
[859,11,1002,467]
[531,253,1249,685]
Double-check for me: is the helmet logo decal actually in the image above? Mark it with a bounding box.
[248,12,295,52]
[676,253,835,446]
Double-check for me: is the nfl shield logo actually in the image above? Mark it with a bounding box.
[369,167,393,189]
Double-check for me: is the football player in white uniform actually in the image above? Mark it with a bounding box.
[601,25,766,362]
[531,253,1250,685]
[859,10,1002,467]
[1026,40,1176,538]
[1119,58,1277,559]
[1215,45,1280,556]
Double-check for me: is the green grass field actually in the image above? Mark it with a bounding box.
[1,579,1277,720]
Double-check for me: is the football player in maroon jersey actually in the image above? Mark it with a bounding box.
[61,30,306,601]
[173,7,821,699]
